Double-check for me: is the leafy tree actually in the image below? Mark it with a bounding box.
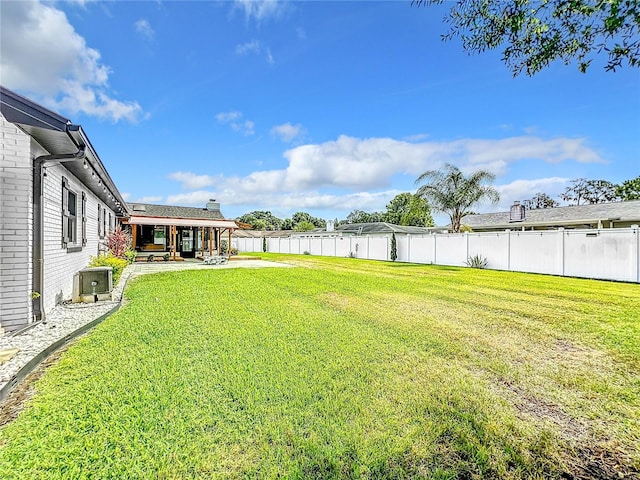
[236,210,283,230]
[345,209,383,224]
[415,163,499,233]
[413,0,640,75]
[292,211,326,228]
[522,192,559,210]
[281,218,294,230]
[560,178,617,205]
[382,192,434,226]
[293,221,316,232]
[616,176,640,200]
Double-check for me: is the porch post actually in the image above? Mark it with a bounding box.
[200,227,205,259]
[131,224,137,250]
[228,229,232,255]
[172,225,177,260]
[208,227,213,255]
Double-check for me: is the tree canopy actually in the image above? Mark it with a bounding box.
[616,175,640,200]
[382,192,434,227]
[414,0,640,75]
[560,178,618,205]
[415,164,499,232]
[522,192,559,210]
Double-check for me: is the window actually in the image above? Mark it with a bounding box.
[102,206,107,238]
[62,177,77,246]
[82,192,87,246]
[109,212,113,233]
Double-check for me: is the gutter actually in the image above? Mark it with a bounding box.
[32,134,86,322]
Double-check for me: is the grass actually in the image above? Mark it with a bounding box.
[1,254,639,479]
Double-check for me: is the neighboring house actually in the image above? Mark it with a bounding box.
[121,200,238,260]
[461,200,640,232]
[291,222,435,238]
[0,86,127,335]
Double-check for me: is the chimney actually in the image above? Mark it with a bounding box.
[509,201,525,222]
[326,220,334,232]
[206,199,220,211]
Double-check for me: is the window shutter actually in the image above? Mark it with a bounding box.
[62,177,69,247]
[98,204,102,237]
[82,192,87,246]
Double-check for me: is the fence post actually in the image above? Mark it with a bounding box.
[559,228,565,277]
[433,233,437,265]
[507,229,511,272]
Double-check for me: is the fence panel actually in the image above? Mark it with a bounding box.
[509,231,561,275]
[563,229,638,282]
[434,234,467,266]
[468,233,510,270]
[335,237,351,257]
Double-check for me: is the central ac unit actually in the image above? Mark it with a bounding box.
[73,267,113,303]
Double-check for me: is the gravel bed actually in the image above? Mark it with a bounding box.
[0,266,133,392]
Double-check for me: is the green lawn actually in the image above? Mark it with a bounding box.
[1,254,639,479]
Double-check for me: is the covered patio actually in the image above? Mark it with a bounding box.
[121,202,238,261]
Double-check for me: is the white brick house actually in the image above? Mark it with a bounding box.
[0,87,127,336]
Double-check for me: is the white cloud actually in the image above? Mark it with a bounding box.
[0,0,143,122]
[234,40,274,64]
[233,0,288,23]
[216,111,255,136]
[270,122,306,143]
[134,19,154,40]
[235,40,261,55]
[496,177,569,210]
[168,171,218,190]
[166,134,601,214]
[166,189,399,213]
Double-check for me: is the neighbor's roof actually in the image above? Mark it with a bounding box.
[462,200,640,229]
[335,222,433,235]
[124,203,237,229]
[232,229,292,238]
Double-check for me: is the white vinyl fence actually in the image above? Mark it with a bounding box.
[234,227,640,283]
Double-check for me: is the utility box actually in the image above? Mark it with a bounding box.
[73,267,113,303]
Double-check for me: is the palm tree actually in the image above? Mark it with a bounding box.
[415,164,499,233]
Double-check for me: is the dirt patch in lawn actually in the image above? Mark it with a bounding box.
[0,344,72,427]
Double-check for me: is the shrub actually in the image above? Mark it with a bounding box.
[147,254,155,263]
[230,247,238,256]
[89,254,128,285]
[106,227,131,258]
[124,249,137,264]
[303,251,311,255]
[163,254,170,262]
[466,254,488,269]
[263,237,267,253]
[220,239,228,253]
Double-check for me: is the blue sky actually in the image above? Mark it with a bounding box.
[2,0,639,225]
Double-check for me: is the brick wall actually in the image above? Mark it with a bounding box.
[41,164,118,313]
[0,113,34,335]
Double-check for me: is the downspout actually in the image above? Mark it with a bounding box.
[32,144,86,322]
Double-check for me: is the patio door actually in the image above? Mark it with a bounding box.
[180,228,195,258]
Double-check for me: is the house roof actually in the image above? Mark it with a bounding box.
[461,200,640,230]
[0,86,128,217]
[124,203,238,229]
[335,222,433,235]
